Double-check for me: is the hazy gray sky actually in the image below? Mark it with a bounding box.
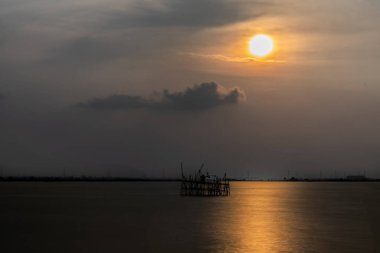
[1,0,380,178]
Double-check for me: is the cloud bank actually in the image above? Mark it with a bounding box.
[79,82,244,111]
[108,0,265,28]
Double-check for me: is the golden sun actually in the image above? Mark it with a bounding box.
[249,34,274,57]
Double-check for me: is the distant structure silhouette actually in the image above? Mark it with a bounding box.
[180,163,230,197]
[346,175,366,181]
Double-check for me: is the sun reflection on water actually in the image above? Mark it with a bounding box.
[208,182,304,253]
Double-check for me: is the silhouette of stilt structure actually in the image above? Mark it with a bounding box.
[180,163,230,197]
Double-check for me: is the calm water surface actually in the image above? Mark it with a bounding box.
[1,182,379,253]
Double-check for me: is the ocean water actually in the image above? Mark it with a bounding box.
[0,182,379,253]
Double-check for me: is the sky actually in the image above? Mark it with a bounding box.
[1,0,380,179]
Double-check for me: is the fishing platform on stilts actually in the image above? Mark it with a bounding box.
[180,163,230,197]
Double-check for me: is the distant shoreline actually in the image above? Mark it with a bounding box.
[0,176,180,182]
[1,176,379,182]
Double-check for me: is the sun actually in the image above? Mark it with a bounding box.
[249,34,274,57]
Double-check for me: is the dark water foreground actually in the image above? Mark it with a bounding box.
[1,182,379,253]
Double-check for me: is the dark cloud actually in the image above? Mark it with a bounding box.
[79,82,244,111]
[160,82,244,110]
[109,0,265,28]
